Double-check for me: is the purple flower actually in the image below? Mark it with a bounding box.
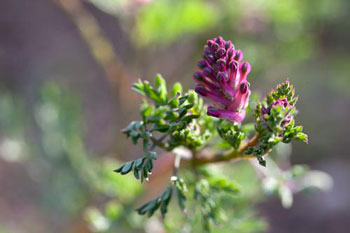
[261,98,294,128]
[194,36,251,122]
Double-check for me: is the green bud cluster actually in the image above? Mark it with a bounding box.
[217,121,246,150]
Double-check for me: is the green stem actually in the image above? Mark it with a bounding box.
[150,134,168,150]
[193,135,260,166]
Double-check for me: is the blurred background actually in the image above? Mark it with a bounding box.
[0,0,349,232]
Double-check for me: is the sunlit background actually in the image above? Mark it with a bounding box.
[0,0,349,232]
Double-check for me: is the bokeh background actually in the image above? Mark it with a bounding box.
[0,0,349,232]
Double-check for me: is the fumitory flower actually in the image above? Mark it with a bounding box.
[194,36,251,122]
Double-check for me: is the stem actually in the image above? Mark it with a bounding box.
[191,150,200,177]
[173,153,182,176]
[150,134,168,150]
[193,135,259,165]
[149,143,156,151]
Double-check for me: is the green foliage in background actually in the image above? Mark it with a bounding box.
[0,84,145,233]
[133,0,218,46]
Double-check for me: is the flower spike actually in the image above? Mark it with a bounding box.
[194,36,251,122]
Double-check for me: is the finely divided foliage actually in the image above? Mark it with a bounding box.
[114,37,310,232]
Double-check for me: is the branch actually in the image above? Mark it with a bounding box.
[150,135,168,150]
[193,135,260,166]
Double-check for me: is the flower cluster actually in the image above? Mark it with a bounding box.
[194,36,251,122]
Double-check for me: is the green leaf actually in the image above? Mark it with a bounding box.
[181,114,199,124]
[164,110,179,121]
[143,81,161,103]
[141,105,153,118]
[172,82,182,97]
[178,95,189,106]
[136,186,173,218]
[121,161,134,175]
[147,151,158,160]
[169,122,181,131]
[150,124,169,132]
[148,199,161,217]
[177,104,194,118]
[137,200,155,215]
[145,159,153,172]
[134,169,140,179]
[134,158,145,169]
[258,157,266,167]
[208,177,240,193]
[173,177,187,212]
[130,131,140,144]
[295,132,308,142]
[155,74,168,104]
[160,187,172,218]
[132,80,145,95]
[114,165,123,173]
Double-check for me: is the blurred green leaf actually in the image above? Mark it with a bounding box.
[133,0,218,46]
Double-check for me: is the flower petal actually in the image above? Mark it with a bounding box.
[207,106,246,122]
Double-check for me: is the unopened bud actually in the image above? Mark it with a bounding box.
[203,67,213,76]
[198,60,207,69]
[211,42,219,51]
[206,54,215,63]
[216,36,223,45]
[193,72,204,81]
[216,72,226,82]
[228,49,234,58]
[234,50,243,62]
[225,40,232,50]
[228,60,237,71]
[195,85,207,96]
[240,62,251,76]
[215,48,226,58]
[216,59,226,70]
[207,106,220,117]
[240,82,249,94]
